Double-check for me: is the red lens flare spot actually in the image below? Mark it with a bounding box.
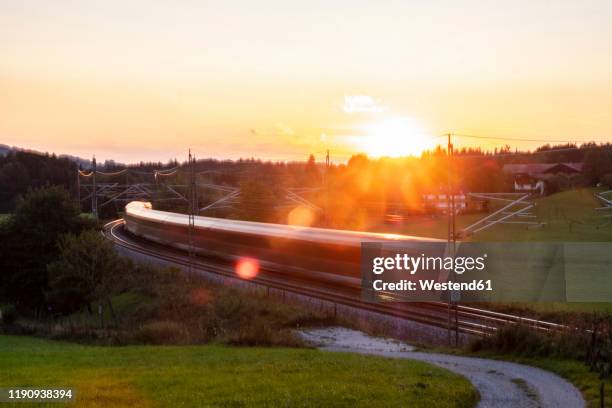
[236,257,259,280]
[190,287,212,306]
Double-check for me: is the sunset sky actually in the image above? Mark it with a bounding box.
[2,0,612,163]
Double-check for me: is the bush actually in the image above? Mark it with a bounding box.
[131,321,188,345]
[468,324,587,359]
[600,173,612,189]
[0,186,94,311]
[568,173,587,189]
[213,296,245,321]
[545,174,570,195]
[468,314,612,379]
[0,304,17,325]
[225,321,305,347]
[46,229,124,315]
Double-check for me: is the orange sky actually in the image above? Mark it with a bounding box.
[1,1,612,163]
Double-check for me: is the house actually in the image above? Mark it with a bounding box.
[502,162,583,194]
[422,194,467,213]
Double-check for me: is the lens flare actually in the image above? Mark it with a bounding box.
[190,287,212,305]
[288,206,315,227]
[235,257,259,279]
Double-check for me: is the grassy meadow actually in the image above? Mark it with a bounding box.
[0,335,478,408]
[377,188,612,242]
[374,188,612,315]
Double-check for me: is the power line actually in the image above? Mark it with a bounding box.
[439,132,612,145]
[437,133,586,144]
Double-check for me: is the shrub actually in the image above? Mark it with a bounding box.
[468,324,588,359]
[545,174,570,195]
[225,321,305,347]
[468,314,612,378]
[284,311,337,328]
[600,173,612,189]
[213,296,245,321]
[0,304,17,325]
[131,321,188,345]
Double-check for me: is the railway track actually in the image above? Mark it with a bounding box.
[104,219,564,338]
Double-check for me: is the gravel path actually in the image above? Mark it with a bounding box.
[300,327,585,408]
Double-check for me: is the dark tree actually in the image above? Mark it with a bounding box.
[47,230,124,316]
[0,186,93,312]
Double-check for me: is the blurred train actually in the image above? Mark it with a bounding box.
[124,201,442,286]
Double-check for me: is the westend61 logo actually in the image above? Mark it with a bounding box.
[360,242,503,302]
[368,252,493,297]
[372,253,488,275]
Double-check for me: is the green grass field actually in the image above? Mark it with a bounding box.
[377,188,612,242]
[0,335,478,408]
[373,188,612,315]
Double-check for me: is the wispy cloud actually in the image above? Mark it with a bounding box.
[343,95,387,114]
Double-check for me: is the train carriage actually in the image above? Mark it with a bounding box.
[123,201,442,286]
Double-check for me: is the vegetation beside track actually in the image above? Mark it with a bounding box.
[3,262,336,347]
[0,187,335,347]
[0,335,479,408]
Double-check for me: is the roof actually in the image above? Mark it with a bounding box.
[503,162,583,175]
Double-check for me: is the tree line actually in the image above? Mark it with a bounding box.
[2,142,612,225]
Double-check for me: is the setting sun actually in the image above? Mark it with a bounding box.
[350,117,433,157]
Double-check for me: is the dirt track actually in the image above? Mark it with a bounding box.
[300,327,585,408]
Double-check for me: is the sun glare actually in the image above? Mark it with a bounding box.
[353,117,432,157]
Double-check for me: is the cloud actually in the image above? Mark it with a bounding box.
[275,122,296,136]
[343,95,387,114]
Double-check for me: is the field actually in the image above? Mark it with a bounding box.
[0,335,478,408]
[373,188,612,315]
[378,188,612,242]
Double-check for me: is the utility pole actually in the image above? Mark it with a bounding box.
[188,149,196,277]
[92,156,98,220]
[446,134,459,345]
[447,134,451,345]
[76,168,81,212]
[325,149,330,226]
[125,167,130,203]
[450,136,459,346]
[445,133,459,346]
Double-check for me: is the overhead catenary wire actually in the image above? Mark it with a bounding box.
[426,132,611,159]
[435,131,612,144]
[439,133,584,144]
[94,169,128,177]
